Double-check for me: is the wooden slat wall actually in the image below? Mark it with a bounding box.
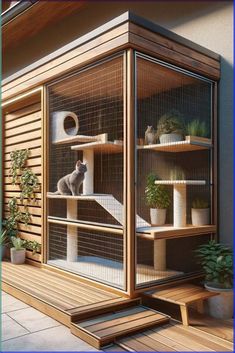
[3,102,43,263]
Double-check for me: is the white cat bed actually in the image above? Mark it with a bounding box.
[52,111,79,143]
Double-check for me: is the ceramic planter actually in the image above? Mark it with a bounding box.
[191,208,210,226]
[10,248,26,265]
[150,208,166,226]
[205,283,233,319]
[159,133,183,144]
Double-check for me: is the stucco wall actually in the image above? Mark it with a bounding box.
[3,1,233,245]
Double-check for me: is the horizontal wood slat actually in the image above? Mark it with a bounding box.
[5,148,42,162]
[5,111,41,130]
[4,103,41,121]
[18,231,42,244]
[5,211,42,225]
[5,130,41,146]
[4,197,42,207]
[18,223,42,235]
[4,157,42,170]
[4,204,42,216]
[4,139,42,153]
[5,120,42,138]
[4,166,42,176]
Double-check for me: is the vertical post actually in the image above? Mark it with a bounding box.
[154,239,166,271]
[42,86,48,264]
[126,49,136,298]
[174,184,187,227]
[83,149,94,195]
[67,199,78,262]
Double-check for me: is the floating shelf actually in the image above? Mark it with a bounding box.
[47,193,110,200]
[137,224,216,240]
[71,141,123,153]
[53,133,108,145]
[155,180,206,185]
[138,136,212,153]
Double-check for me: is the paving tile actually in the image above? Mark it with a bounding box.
[1,314,29,341]
[1,293,29,313]
[7,307,60,333]
[2,325,98,351]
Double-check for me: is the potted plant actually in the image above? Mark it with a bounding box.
[191,198,210,226]
[156,110,185,144]
[10,236,26,264]
[186,119,209,138]
[195,240,233,319]
[145,174,171,225]
[0,229,11,260]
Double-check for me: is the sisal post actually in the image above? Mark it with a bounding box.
[83,149,94,195]
[67,199,78,262]
[173,184,187,227]
[154,239,166,271]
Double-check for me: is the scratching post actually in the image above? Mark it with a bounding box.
[83,149,94,195]
[174,184,187,227]
[154,239,166,271]
[67,199,78,262]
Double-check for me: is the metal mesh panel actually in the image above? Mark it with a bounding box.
[47,54,125,289]
[135,53,213,287]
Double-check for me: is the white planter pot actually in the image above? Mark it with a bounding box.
[10,248,26,265]
[205,284,233,319]
[159,133,183,144]
[150,208,166,226]
[191,208,210,226]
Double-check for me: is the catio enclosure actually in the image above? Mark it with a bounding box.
[2,12,220,296]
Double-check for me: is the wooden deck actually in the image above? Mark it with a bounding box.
[2,261,233,351]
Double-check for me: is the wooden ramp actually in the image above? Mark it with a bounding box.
[71,305,169,349]
[2,262,140,326]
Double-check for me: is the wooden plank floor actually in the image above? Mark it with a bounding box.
[2,262,139,326]
[105,320,233,352]
[71,305,169,349]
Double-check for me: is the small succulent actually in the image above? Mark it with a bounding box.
[186,119,209,137]
[192,198,209,209]
[11,236,26,250]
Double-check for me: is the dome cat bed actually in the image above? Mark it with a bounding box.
[52,111,79,143]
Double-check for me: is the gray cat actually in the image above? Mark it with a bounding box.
[52,160,87,196]
[145,126,157,145]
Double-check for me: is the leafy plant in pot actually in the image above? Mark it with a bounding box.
[195,240,233,319]
[191,198,210,226]
[156,110,185,144]
[186,119,209,138]
[10,236,26,264]
[145,174,171,226]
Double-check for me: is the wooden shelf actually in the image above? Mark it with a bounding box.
[53,133,107,145]
[138,136,212,153]
[71,141,123,154]
[155,180,206,185]
[47,193,110,200]
[136,224,216,240]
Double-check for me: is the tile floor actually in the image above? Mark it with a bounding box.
[1,291,98,352]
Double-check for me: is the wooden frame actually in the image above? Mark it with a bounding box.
[1,12,220,298]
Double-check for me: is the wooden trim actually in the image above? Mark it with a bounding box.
[42,86,47,263]
[212,83,218,240]
[123,51,127,292]
[126,49,136,297]
[2,282,71,327]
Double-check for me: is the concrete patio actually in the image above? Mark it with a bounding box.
[1,291,98,352]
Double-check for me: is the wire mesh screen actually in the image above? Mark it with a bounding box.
[135,53,213,287]
[47,54,125,289]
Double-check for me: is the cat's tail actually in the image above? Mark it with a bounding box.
[48,191,61,195]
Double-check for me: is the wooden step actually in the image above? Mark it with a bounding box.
[70,305,170,349]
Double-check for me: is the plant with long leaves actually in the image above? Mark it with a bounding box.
[145,174,171,209]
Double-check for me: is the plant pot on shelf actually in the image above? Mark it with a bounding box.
[10,248,26,265]
[159,133,183,144]
[191,208,210,226]
[205,283,233,319]
[150,208,166,226]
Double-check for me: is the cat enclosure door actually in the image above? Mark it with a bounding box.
[46,54,127,290]
[135,52,214,289]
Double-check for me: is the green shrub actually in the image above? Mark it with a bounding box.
[195,240,233,289]
[145,174,171,209]
[186,119,209,137]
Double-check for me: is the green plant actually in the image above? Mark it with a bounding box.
[3,198,31,237]
[170,167,185,180]
[26,240,41,255]
[192,198,209,209]
[10,149,29,184]
[145,174,171,209]
[0,229,11,246]
[11,236,25,250]
[195,240,233,289]
[186,119,209,138]
[156,110,185,138]
[20,168,39,200]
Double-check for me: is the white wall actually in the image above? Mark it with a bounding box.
[3,1,233,244]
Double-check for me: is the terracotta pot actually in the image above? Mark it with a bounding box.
[205,283,233,319]
[150,208,166,226]
[10,248,26,265]
[191,208,210,226]
[159,133,183,144]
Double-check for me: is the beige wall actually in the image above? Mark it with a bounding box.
[3,1,233,244]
